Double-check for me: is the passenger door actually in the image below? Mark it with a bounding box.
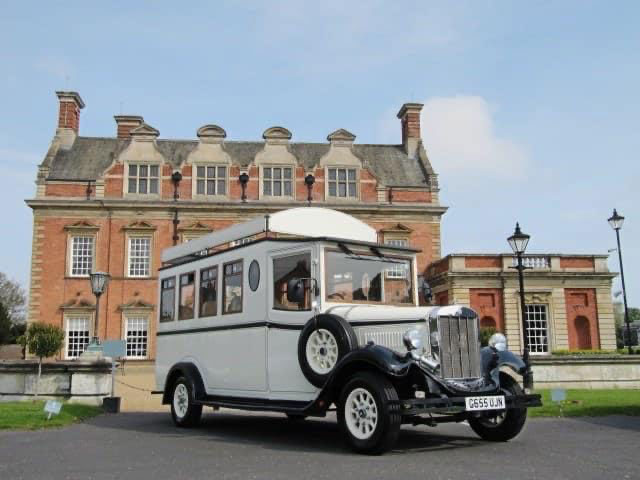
[267,246,318,396]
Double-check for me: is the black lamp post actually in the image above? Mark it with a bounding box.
[239,172,249,202]
[304,174,315,205]
[88,271,110,348]
[508,222,533,389]
[171,171,182,245]
[608,209,632,354]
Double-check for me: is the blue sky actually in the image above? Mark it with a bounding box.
[1,1,637,306]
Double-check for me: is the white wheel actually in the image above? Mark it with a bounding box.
[344,387,379,440]
[305,328,339,374]
[173,383,189,419]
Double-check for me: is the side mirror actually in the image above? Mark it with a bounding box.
[286,278,305,303]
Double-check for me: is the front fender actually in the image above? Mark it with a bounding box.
[481,346,526,385]
[309,344,414,413]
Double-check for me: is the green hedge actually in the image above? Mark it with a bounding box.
[551,348,640,356]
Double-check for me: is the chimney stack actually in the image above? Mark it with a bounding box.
[56,91,85,133]
[396,102,423,158]
[114,115,144,139]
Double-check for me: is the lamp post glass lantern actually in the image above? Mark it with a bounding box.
[608,209,632,353]
[508,223,533,389]
[88,272,110,351]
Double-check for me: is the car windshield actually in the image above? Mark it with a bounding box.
[324,249,414,305]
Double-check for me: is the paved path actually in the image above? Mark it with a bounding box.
[1,411,638,480]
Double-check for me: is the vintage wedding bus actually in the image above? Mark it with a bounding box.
[154,207,540,454]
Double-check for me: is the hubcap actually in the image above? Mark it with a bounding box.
[306,329,339,374]
[173,383,189,419]
[345,387,378,440]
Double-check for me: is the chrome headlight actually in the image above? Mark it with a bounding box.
[488,332,508,351]
[403,326,427,352]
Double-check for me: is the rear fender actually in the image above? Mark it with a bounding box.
[162,362,206,404]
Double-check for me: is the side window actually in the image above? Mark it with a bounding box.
[199,267,218,317]
[223,261,243,314]
[178,272,195,320]
[160,277,176,323]
[273,253,311,311]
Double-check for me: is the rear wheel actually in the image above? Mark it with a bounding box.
[170,376,203,428]
[468,374,527,442]
[337,372,401,455]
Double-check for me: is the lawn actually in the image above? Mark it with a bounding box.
[0,401,103,430]
[529,389,640,417]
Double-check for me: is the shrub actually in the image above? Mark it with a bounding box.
[479,327,497,347]
[22,323,65,398]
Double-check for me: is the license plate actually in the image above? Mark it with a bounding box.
[465,395,506,411]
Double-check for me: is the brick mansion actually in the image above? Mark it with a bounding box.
[25,91,616,361]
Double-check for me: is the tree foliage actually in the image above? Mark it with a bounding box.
[23,323,65,360]
[0,272,26,325]
[0,302,11,344]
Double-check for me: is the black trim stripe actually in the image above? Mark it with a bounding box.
[156,318,423,336]
[157,321,304,336]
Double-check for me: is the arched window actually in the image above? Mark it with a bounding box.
[574,316,592,350]
[480,316,497,329]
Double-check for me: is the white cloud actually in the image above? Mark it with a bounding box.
[421,95,528,178]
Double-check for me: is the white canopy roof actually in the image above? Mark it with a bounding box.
[162,207,378,263]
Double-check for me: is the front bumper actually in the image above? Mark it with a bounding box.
[399,393,542,416]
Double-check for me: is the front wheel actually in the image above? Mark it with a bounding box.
[468,374,527,442]
[170,376,203,428]
[337,372,401,455]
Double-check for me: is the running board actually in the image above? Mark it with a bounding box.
[195,394,315,415]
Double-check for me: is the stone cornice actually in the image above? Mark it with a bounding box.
[428,271,617,281]
[25,198,449,217]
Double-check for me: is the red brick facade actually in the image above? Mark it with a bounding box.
[565,288,600,350]
[560,257,595,269]
[470,288,505,332]
[28,93,444,361]
[465,256,501,269]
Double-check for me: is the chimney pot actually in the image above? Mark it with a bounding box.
[114,115,145,139]
[396,102,423,157]
[56,91,85,133]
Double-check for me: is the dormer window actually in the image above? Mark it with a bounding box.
[327,167,357,198]
[128,164,159,194]
[196,165,227,196]
[263,166,293,197]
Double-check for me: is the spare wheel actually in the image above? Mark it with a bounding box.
[298,314,358,387]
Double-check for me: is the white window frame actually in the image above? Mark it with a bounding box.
[126,235,152,278]
[124,315,149,359]
[326,166,359,200]
[65,315,92,359]
[125,162,161,196]
[193,164,228,198]
[68,234,95,277]
[261,165,295,199]
[525,304,550,354]
[385,238,409,279]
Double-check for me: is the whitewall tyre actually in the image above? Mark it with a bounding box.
[337,372,401,455]
[298,315,358,387]
[170,376,203,428]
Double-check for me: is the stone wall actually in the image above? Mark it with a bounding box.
[0,360,112,405]
[531,356,640,389]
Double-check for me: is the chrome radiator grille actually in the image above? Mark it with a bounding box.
[354,324,416,353]
[437,316,482,379]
